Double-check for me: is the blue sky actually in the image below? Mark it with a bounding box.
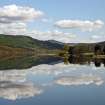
[0,0,105,43]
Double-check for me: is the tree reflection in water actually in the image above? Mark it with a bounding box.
[64,55,105,67]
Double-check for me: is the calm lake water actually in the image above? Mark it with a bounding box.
[0,56,105,105]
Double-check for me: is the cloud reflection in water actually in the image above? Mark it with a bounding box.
[0,81,43,100]
[0,63,104,100]
[54,75,104,86]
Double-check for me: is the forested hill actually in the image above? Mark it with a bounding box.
[0,34,64,50]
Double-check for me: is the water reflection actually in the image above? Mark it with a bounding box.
[0,61,105,101]
[0,55,105,70]
[0,56,105,102]
[102,59,105,67]
[0,56,62,70]
[0,81,42,100]
[94,59,102,67]
[55,75,103,86]
[64,55,105,67]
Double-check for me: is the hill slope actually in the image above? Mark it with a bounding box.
[0,34,63,49]
[0,34,64,57]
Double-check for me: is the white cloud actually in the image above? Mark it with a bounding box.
[55,75,104,86]
[0,4,44,23]
[55,20,104,31]
[0,22,27,35]
[0,5,76,43]
[27,30,76,43]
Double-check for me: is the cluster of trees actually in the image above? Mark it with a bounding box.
[68,45,91,55]
[94,44,105,55]
[58,43,105,58]
[68,44,105,56]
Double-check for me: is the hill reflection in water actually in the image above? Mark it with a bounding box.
[0,56,62,70]
[0,55,105,70]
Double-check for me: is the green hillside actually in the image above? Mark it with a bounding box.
[0,34,61,57]
[0,34,64,49]
[0,34,43,49]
